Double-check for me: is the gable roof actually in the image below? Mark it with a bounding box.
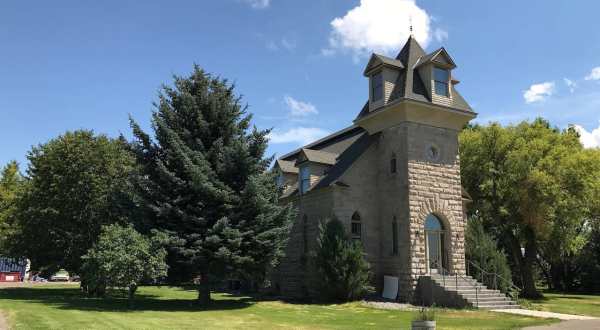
[363,53,405,76]
[275,159,298,174]
[415,47,456,69]
[296,148,338,166]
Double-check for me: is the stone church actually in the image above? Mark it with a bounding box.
[271,36,476,302]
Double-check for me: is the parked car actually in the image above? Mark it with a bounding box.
[31,274,47,282]
[50,269,70,282]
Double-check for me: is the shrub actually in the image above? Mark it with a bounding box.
[81,224,168,304]
[465,218,514,294]
[313,218,371,301]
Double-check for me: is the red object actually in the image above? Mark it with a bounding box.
[0,272,21,282]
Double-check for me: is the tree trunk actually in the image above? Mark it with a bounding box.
[521,229,542,298]
[128,283,138,308]
[198,273,211,305]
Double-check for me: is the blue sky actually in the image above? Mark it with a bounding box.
[2,0,600,168]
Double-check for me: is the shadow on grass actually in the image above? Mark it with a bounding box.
[0,287,254,313]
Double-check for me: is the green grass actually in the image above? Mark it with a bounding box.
[0,285,556,330]
[526,291,600,317]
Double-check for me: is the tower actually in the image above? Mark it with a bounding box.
[357,36,476,300]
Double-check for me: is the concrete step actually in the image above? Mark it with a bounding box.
[422,274,520,310]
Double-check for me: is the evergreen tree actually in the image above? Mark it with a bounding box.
[313,218,371,301]
[129,66,293,304]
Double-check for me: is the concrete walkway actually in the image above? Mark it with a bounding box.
[491,308,597,320]
[523,319,600,330]
[491,309,600,330]
[0,311,7,330]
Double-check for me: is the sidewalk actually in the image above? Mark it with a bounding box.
[491,308,600,330]
[491,308,597,320]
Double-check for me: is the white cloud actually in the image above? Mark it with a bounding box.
[572,124,600,148]
[523,81,555,103]
[324,0,433,58]
[564,78,577,93]
[242,0,270,9]
[268,127,330,145]
[284,95,318,117]
[585,67,600,81]
[433,28,448,43]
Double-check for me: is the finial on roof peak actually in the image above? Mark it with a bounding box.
[409,16,413,36]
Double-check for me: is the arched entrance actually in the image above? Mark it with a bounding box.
[425,214,446,274]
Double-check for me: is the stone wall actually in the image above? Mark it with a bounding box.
[403,121,466,302]
[272,188,334,298]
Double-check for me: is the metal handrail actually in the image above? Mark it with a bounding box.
[430,260,481,308]
[467,260,521,300]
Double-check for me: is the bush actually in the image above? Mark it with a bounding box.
[312,218,371,301]
[465,218,514,294]
[81,224,168,304]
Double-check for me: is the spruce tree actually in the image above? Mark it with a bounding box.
[129,66,293,304]
[313,218,371,301]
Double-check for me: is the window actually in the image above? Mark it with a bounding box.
[351,212,362,240]
[392,217,398,255]
[371,73,383,102]
[299,166,310,194]
[276,170,285,188]
[390,155,397,174]
[433,67,450,97]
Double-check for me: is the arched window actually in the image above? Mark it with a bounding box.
[425,214,445,272]
[351,212,362,240]
[425,214,443,231]
[302,215,308,254]
[390,153,397,174]
[392,216,398,255]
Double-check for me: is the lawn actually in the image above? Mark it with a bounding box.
[526,291,600,317]
[0,285,556,330]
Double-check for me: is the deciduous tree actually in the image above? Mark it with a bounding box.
[8,130,136,274]
[81,224,168,304]
[460,119,600,298]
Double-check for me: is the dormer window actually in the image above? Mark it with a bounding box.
[434,67,450,97]
[299,165,310,194]
[276,170,285,188]
[371,72,383,102]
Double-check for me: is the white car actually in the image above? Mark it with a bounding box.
[50,270,70,282]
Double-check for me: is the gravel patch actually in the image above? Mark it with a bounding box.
[361,300,419,311]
